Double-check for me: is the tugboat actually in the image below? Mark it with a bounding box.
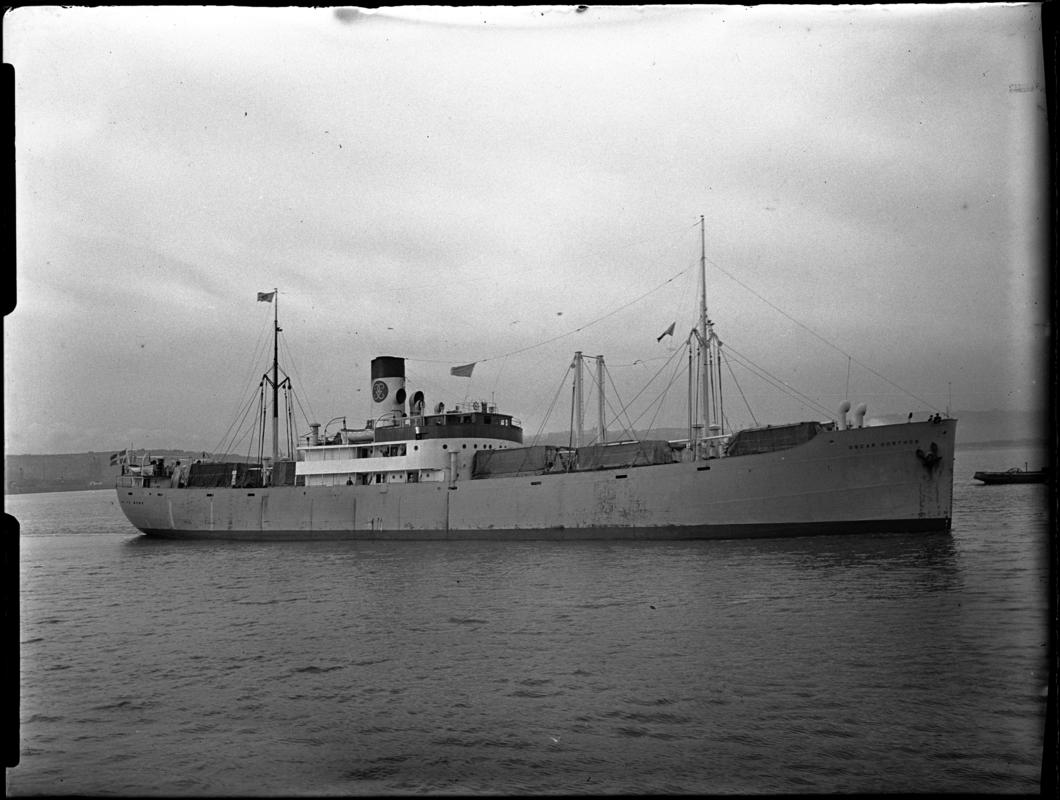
[973,464,1050,485]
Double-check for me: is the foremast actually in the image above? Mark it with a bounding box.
[256,287,283,465]
[271,288,280,463]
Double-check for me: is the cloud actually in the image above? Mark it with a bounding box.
[5,5,1047,453]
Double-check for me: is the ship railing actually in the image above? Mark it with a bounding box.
[674,434,730,446]
[116,475,145,488]
[698,433,731,459]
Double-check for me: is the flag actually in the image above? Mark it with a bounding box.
[656,321,676,342]
[257,291,276,302]
[450,363,475,378]
[109,449,127,466]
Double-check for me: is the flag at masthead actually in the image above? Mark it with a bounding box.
[259,288,280,462]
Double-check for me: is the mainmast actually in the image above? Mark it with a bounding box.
[693,215,725,459]
[699,215,710,439]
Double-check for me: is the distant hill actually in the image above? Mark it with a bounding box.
[4,449,252,495]
[529,408,1050,449]
[5,408,1048,495]
[527,428,690,447]
[868,408,1049,446]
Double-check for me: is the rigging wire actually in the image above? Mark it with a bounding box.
[601,368,639,443]
[645,346,691,435]
[289,389,316,441]
[715,342,725,433]
[219,381,264,463]
[489,355,509,403]
[722,344,835,419]
[567,380,576,454]
[526,362,575,449]
[706,256,939,411]
[211,379,265,457]
[210,314,275,456]
[212,221,936,458]
[602,339,689,435]
[340,222,693,302]
[285,383,297,457]
[409,265,692,369]
[255,382,266,466]
[722,349,759,427]
[573,359,629,445]
[576,356,685,465]
[279,333,317,428]
[597,344,688,444]
[725,349,831,419]
[628,344,690,436]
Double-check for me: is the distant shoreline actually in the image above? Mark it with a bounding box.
[5,437,1049,496]
[957,437,1050,450]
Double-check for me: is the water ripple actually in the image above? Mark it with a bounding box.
[10,465,1049,795]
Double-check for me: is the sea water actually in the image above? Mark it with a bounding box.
[7,442,1050,794]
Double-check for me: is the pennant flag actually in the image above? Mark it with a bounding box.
[656,321,676,342]
[450,363,475,378]
[257,291,276,302]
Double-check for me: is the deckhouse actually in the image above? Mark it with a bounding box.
[295,357,523,486]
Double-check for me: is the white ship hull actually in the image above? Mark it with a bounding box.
[116,419,955,541]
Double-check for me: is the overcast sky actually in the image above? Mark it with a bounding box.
[4,4,1048,456]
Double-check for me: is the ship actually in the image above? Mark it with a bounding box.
[973,465,1049,485]
[116,219,956,540]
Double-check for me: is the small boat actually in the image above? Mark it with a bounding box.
[972,465,1050,485]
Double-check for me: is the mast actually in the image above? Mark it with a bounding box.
[687,346,695,453]
[573,351,584,448]
[271,287,280,463]
[699,215,710,452]
[596,354,606,445]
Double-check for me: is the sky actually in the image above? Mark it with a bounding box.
[3,4,1049,456]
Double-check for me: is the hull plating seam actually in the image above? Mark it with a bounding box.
[137,518,951,541]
